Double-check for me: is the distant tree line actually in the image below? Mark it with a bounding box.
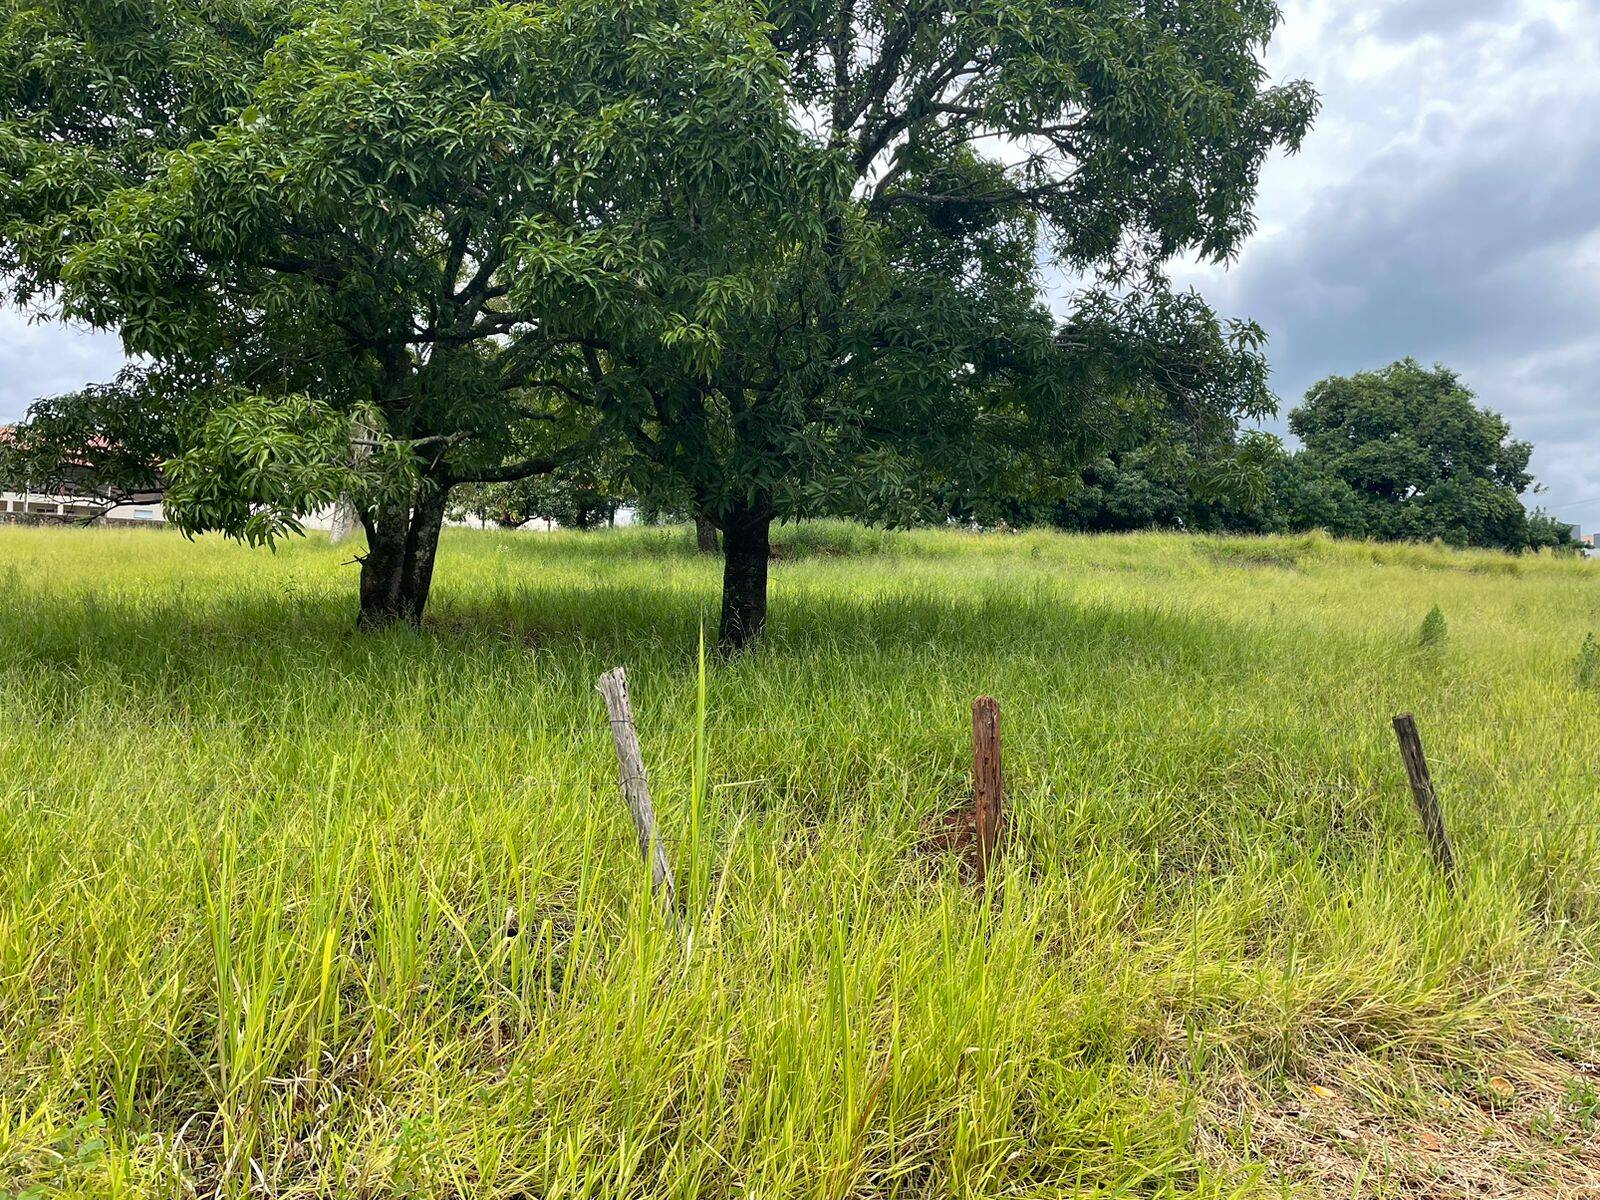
[458,357,1579,556]
[986,359,1577,553]
[450,461,627,533]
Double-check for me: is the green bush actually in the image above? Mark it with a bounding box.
[1417,604,1448,649]
[1575,633,1600,690]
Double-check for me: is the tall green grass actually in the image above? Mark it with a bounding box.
[1,522,1598,1197]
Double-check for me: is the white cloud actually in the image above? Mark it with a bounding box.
[0,306,125,421]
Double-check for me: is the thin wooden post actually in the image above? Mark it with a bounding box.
[597,667,678,916]
[972,696,1003,884]
[1391,712,1458,886]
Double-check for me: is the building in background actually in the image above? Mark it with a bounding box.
[1,423,163,525]
[1,487,164,525]
[0,491,347,530]
[1,424,349,529]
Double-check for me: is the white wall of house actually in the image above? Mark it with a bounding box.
[0,496,636,532]
[0,492,349,529]
[1,489,163,523]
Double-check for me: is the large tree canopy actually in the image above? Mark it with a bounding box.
[524,0,1318,649]
[1288,358,1546,550]
[1,0,804,626]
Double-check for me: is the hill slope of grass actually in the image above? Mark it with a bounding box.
[2,523,1599,1197]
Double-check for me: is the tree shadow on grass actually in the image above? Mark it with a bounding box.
[2,564,1323,691]
[0,552,1390,774]
[425,572,1274,678]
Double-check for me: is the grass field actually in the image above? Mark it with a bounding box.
[3,521,1600,1198]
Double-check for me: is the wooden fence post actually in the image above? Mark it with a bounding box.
[1391,712,1458,887]
[597,667,678,917]
[972,696,1003,885]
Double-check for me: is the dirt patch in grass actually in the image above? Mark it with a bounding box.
[915,804,984,884]
[1200,1050,1600,1196]
[1200,542,1305,571]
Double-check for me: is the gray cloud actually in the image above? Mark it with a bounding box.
[1369,0,1518,40]
[1174,0,1600,525]
[0,308,124,421]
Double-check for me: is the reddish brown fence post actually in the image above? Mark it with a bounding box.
[972,696,1003,885]
[1392,712,1458,888]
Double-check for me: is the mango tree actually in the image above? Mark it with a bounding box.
[0,0,800,628]
[528,0,1319,651]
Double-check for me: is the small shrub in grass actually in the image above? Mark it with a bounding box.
[1417,604,1448,649]
[1575,633,1600,690]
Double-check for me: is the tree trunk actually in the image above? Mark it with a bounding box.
[357,484,450,630]
[718,506,771,654]
[695,514,720,554]
[334,420,372,545]
[328,497,358,544]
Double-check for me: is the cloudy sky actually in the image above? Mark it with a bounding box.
[3,0,1599,522]
[1169,0,1600,526]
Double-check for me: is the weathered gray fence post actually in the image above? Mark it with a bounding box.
[972,696,1003,885]
[597,667,679,917]
[1391,712,1458,887]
